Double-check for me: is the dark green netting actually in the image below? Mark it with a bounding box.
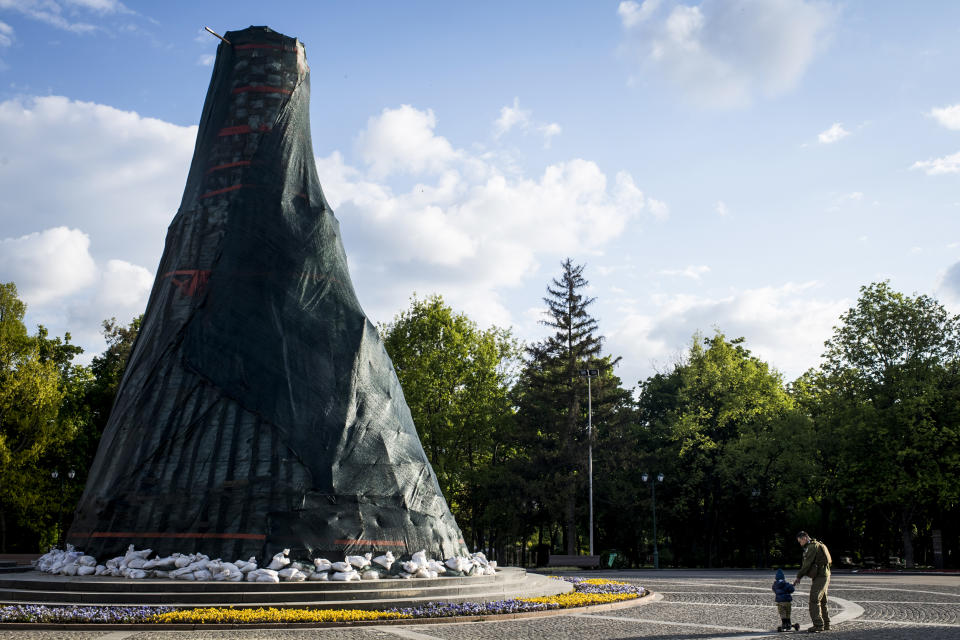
[67,26,467,562]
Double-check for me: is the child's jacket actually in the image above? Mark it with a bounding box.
[773,568,795,602]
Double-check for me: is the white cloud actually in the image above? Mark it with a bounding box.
[607,282,847,383]
[912,151,960,175]
[0,0,102,32]
[494,97,562,148]
[0,227,152,357]
[0,227,97,304]
[659,264,710,280]
[818,122,849,144]
[647,197,669,219]
[618,0,662,28]
[940,260,960,301]
[619,0,834,108]
[494,97,531,137]
[320,105,662,328]
[356,105,461,179]
[197,53,214,66]
[715,200,728,216]
[539,122,562,148]
[0,96,195,267]
[0,20,13,47]
[929,104,960,130]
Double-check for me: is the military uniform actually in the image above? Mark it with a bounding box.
[796,538,832,631]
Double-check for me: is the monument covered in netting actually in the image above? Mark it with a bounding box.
[67,26,468,563]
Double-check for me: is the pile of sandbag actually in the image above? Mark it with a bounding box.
[34,545,497,582]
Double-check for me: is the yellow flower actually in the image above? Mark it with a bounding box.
[148,607,411,624]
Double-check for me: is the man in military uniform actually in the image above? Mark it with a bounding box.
[793,531,832,632]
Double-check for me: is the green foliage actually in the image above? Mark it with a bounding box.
[809,281,960,567]
[380,294,520,548]
[636,331,814,566]
[0,283,89,551]
[513,259,634,555]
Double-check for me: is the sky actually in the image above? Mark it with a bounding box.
[0,0,959,389]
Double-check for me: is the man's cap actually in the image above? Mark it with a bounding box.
[796,531,809,539]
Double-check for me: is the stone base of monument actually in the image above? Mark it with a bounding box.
[0,567,570,609]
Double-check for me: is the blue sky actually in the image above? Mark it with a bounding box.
[0,0,958,387]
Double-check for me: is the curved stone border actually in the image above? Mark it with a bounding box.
[0,590,657,631]
[827,594,865,626]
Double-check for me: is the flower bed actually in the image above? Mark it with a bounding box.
[0,576,647,624]
[0,605,174,623]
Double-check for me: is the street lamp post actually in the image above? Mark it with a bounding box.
[578,368,599,556]
[51,469,75,548]
[642,472,664,569]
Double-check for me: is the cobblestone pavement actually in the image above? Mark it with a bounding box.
[1,570,957,639]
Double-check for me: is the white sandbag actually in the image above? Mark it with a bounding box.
[331,561,352,572]
[106,557,121,570]
[174,554,193,568]
[401,560,419,574]
[94,565,108,576]
[426,559,446,574]
[192,569,212,581]
[154,570,170,578]
[313,558,332,572]
[483,565,496,576]
[346,553,371,569]
[414,567,431,579]
[78,555,97,567]
[411,550,428,568]
[126,569,148,579]
[127,557,148,569]
[398,572,413,579]
[308,570,329,581]
[235,557,258,573]
[469,564,484,576]
[277,567,307,582]
[175,571,196,581]
[373,551,394,570]
[444,557,470,572]
[62,563,79,576]
[267,548,290,571]
[488,560,497,569]
[255,568,280,583]
[331,570,360,581]
[77,565,96,576]
[108,567,121,577]
[361,569,379,580]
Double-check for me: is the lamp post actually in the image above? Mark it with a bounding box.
[642,472,664,569]
[578,368,599,556]
[51,469,75,548]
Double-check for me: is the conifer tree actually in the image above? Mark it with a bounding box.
[514,259,624,555]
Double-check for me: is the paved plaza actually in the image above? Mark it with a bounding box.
[1,569,957,639]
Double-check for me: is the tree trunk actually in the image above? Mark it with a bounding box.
[0,508,6,553]
[565,491,577,555]
[901,507,915,568]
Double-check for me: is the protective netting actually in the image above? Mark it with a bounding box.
[67,26,468,562]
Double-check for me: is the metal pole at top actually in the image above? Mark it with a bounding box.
[587,373,593,557]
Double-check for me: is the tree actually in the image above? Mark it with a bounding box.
[636,332,812,566]
[0,283,86,551]
[380,295,520,552]
[817,281,960,567]
[514,259,631,555]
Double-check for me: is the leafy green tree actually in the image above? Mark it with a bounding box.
[0,283,87,551]
[636,332,813,566]
[816,281,960,567]
[380,294,520,551]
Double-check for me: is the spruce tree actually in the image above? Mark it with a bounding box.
[515,259,616,555]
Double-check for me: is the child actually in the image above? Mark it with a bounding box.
[773,568,800,632]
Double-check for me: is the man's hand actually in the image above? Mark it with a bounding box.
[793,579,800,586]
